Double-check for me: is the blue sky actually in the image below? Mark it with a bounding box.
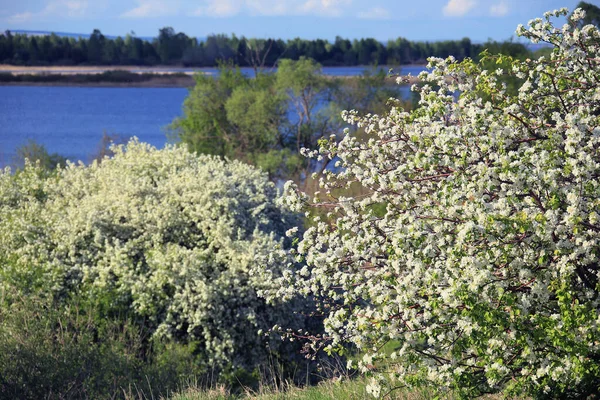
[0,0,588,42]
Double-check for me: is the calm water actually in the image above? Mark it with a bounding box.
[0,86,188,168]
[0,66,427,168]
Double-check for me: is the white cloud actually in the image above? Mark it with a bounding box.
[490,1,508,17]
[6,0,89,24]
[7,11,34,24]
[51,0,89,17]
[299,0,351,17]
[194,0,289,17]
[121,0,179,18]
[193,0,242,17]
[246,0,290,16]
[358,6,390,20]
[191,0,352,18]
[443,0,477,17]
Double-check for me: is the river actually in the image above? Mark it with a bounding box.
[0,66,427,168]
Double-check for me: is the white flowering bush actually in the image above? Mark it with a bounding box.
[278,8,600,398]
[0,140,306,372]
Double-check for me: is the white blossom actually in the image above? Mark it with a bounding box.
[278,7,600,398]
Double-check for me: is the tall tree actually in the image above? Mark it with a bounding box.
[156,27,176,63]
[87,29,105,64]
[0,31,14,62]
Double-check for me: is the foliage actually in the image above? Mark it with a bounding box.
[275,58,336,156]
[169,65,293,178]
[331,70,398,117]
[0,140,308,377]
[277,8,600,398]
[169,60,315,179]
[13,139,67,170]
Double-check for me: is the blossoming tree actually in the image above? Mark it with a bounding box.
[279,8,600,398]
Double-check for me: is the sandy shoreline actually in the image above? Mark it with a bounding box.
[0,64,421,87]
[0,65,200,74]
[0,80,196,88]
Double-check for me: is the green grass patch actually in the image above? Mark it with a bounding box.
[166,377,464,400]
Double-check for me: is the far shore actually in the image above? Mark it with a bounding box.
[0,64,427,72]
[0,65,200,74]
[0,64,423,87]
[0,80,196,88]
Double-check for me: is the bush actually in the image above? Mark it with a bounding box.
[278,7,600,398]
[0,140,308,378]
[0,292,156,399]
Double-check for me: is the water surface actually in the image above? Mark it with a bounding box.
[0,86,188,168]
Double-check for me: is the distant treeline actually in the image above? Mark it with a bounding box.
[0,28,532,67]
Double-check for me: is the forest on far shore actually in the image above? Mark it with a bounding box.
[0,27,533,67]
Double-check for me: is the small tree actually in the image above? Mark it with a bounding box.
[276,58,335,155]
[277,8,600,398]
[171,59,405,184]
[170,65,293,178]
[13,139,67,170]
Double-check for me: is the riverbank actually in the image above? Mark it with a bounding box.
[0,73,196,87]
[0,68,196,87]
[0,64,423,87]
[0,65,199,74]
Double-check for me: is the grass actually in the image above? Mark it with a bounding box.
[164,371,514,400]
[164,377,476,400]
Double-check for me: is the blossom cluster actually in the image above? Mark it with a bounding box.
[279,8,600,397]
[0,140,305,371]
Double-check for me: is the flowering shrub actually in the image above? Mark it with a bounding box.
[278,8,600,398]
[0,140,304,372]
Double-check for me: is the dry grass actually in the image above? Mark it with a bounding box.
[164,377,510,400]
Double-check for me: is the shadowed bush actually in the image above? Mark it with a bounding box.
[0,290,200,399]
